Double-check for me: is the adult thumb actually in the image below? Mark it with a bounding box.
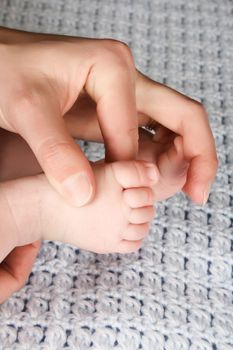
[13,101,95,207]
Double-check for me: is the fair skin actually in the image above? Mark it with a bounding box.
[0,27,217,206]
[0,28,217,302]
[0,116,188,303]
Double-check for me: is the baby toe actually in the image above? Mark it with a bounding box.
[129,206,155,224]
[111,160,159,189]
[123,187,154,208]
[123,223,150,241]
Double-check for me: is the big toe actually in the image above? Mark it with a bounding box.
[111,160,159,189]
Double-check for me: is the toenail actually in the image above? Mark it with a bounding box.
[144,163,159,183]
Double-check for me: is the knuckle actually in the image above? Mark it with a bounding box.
[10,85,44,129]
[37,138,73,164]
[186,100,208,120]
[12,82,40,107]
[12,88,35,114]
[101,39,134,67]
[111,40,132,59]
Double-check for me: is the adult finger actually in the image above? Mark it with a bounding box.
[136,72,218,205]
[65,92,103,142]
[10,95,95,207]
[0,241,41,304]
[85,40,138,162]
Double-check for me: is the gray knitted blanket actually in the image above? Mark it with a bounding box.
[0,0,232,349]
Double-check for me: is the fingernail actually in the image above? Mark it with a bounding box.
[62,173,93,207]
[202,184,211,206]
[144,163,159,183]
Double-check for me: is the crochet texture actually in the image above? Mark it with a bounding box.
[0,0,232,349]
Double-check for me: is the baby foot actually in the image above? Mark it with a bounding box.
[137,128,189,201]
[40,160,158,253]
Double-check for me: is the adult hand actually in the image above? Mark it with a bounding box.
[65,74,218,205]
[135,73,218,204]
[0,27,138,207]
[0,240,41,304]
[0,71,218,303]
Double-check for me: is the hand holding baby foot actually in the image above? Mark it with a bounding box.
[0,122,188,258]
[0,27,217,305]
[65,102,190,202]
[0,159,158,256]
[0,125,188,303]
[0,108,205,303]
[39,160,158,253]
[0,27,140,207]
[0,128,159,304]
[65,78,218,205]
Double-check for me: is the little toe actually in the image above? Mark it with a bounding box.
[123,223,150,241]
[129,206,155,224]
[111,160,159,189]
[123,187,154,208]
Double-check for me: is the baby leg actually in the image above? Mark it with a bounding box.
[2,160,158,254]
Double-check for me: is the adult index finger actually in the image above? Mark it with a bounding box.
[85,40,138,162]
